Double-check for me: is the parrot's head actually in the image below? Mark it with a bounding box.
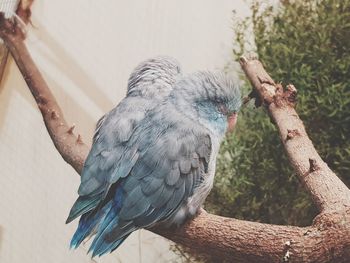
[171,71,241,135]
[127,56,182,99]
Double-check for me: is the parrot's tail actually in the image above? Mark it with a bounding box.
[66,193,104,224]
[70,186,133,257]
[70,201,112,249]
[88,187,132,257]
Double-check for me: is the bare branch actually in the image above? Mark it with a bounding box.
[0,14,89,173]
[0,44,9,82]
[240,57,350,213]
[16,0,34,24]
[0,0,34,83]
[155,210,350,262]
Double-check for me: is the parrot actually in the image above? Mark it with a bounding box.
[66,60,241,258]
[66,56,182,245]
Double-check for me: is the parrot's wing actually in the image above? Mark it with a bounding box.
[88,122,212,256]
[92,114,107,142]
[67,57,182,225]
[66,98,150,223]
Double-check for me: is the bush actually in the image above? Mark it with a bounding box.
[205,0,350,227]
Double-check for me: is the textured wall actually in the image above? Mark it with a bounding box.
[0,1,249,262]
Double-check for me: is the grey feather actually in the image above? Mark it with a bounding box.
[141,176,163,196]
[67,56,182,221]
[67,64,242,257]
[179,159,192,174]
[123,186,144,208]
[119,198,150,221]
[165,167,180,186]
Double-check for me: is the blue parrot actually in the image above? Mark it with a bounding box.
[66,58,241,257]
[66,56,181,245]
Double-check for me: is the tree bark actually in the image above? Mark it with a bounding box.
[0,0,33,84]
[0,44,9,82]
[0,14,89,173]
[239,56,350,214]
[1,5,350,262]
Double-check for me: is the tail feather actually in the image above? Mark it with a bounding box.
[88,201,120,256]
[91,234,129,257]
[89,219,135,257]
[88,187,133,257]
[70,201,112,249]
[69,185,133,256]
[66,194,103,224]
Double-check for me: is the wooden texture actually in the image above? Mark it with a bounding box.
[240,57,350,213]
[0,16,89,173]
[0,44,9,82]
[0,0,33,84]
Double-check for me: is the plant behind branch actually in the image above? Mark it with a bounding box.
[206,0,350,227]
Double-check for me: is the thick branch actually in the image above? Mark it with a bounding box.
[240,57,350,213]
[156,211,350,263]
[1,14,350,263]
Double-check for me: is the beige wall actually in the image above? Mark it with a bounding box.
[0,1,250,262]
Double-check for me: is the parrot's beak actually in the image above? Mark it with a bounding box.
[227,113,237,133]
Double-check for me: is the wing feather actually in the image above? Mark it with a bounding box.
[104,127,212,242]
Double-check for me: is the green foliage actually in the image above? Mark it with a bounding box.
[206,0,350,226]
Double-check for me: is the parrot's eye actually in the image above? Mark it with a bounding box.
[218,104,228,115]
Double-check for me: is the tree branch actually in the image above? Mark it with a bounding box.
[0,13,89,173]
[1,9,350,263]
[155,210,350,262]
[0,44,9,82]
[0,0,33,84]
[239,56,350,213]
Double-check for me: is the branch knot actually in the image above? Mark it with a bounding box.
[76,134,83,144]
[284,84,297,107]
[286,129,300,141]
[67,124,75,134]
[309,158,320,172]
[51,110,59,120]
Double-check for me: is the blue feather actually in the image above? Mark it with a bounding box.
[88,187,126,257]
[66,68,242,257]
[70,201,112,249]
[66,193,103,224]
[92,234,129,257]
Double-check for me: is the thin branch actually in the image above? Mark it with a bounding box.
[0,14,89,173]
[1,12,350,263]
[0,44,9,82]
[0,0,33,84]
[17,0,34,24]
